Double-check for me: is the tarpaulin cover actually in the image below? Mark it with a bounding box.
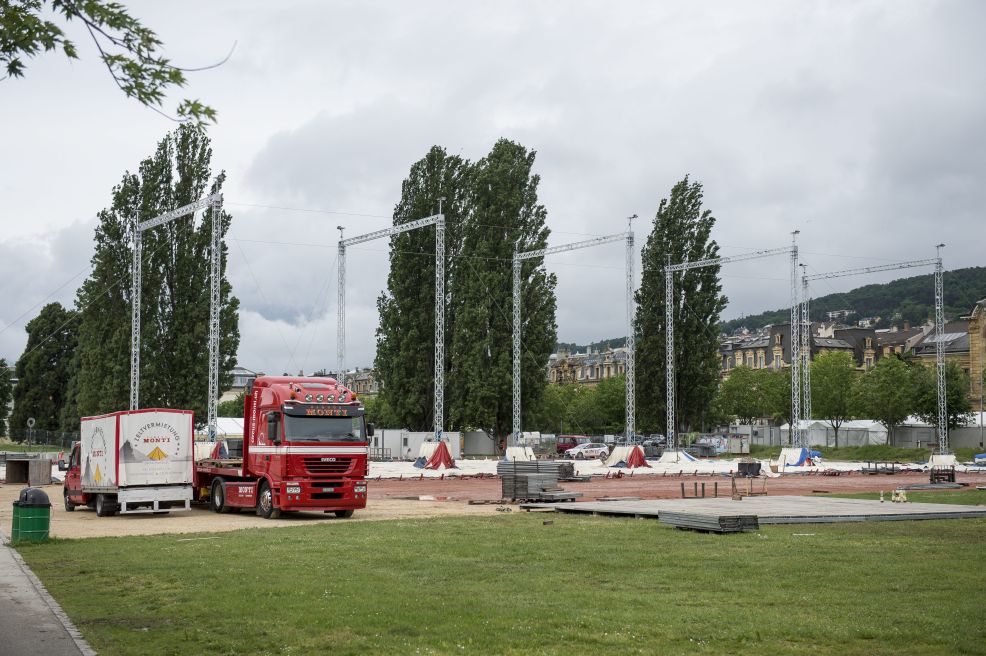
[779,447,813,467]
[624,445,651,469]
[421,440,456,469]
[656,450,697,464]
[502,446,536,462]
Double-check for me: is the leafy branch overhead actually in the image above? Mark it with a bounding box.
[1,0,221,123]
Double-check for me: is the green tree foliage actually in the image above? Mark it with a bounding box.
[10,303,78,437]
[913,361,971,431]
[530,379,627,436]
[447,139,557,439]
[360,394,399,429]
[853,356,916,445]
[375,146,470,432]
[0,357,12,437]
[717,366,771,425]
[722,266,986,333]
[529,382,581,434]
[810,351,858,447]
[217,392,245,418]
[635,177,727,434]
[1,0,217,122]
[70,125,239,427]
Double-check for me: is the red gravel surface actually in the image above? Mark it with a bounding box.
[369,470,986,503]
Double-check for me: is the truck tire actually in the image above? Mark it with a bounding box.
[256,481,280,519]
[95,494,117,517]
[64,489,75,512]
[211,479,232,514]
[334,510,354,519]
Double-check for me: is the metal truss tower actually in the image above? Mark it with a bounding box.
[513,231,633,444]
[337,213,446,439]
[800,250,946,451]
[130,193,224,439]
[800,267,812,424]
[789,232,801,447]
[665,242,798,451]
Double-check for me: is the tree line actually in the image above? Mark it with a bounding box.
[717,351,973,446]
[3,125,239,439]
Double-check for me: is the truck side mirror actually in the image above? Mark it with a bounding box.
[267,411,280,445]
[366,423,375,438]
[58,460,69,472]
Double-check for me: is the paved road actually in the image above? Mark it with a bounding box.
[0,535,94,656]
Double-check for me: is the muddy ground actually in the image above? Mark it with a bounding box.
[3,469,984,540]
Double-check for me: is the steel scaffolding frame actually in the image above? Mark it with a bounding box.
[130,193,224,439]
[512,231,635,444]
[800,248,948,452]
[337,212,446,439]
[665,239,801,451]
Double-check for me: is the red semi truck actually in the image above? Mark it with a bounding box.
[194,375,371,519]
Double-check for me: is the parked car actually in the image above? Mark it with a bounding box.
[564,442,609,460]
[555,435,586,454]
[640,439,664,458]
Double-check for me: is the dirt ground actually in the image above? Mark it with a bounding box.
[3,469,985,540]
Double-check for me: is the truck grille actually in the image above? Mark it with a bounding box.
[304,457,353,475]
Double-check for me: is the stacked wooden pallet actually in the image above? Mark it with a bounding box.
[659,511,759,533]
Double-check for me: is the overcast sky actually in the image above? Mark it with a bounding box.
[1,0,983,376]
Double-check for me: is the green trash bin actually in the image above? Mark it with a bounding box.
[11,487,52,543]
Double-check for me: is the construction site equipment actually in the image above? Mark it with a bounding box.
[800,247,948,453]
[3,457,53,486]
[666,236,802,450]
[337,212,445,440]
[680,481,719,498]
[731,475,768,500]
[497,460,581,502]
[930,466,956,484]
[512,230,635,444]
[130,193,224,439]
[659,510,759,533]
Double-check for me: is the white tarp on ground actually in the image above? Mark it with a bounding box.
[657,450,698,464]
[604,446,633,467]
[503,446,536,462]
[928,453,957,467]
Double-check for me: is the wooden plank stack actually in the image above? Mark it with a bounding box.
[659,511,759,533]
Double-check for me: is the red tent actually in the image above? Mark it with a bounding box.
[625,445,651,469]
[425,440,456,469]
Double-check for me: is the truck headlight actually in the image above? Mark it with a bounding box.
[355,485,367,493]
[286,485,302,494]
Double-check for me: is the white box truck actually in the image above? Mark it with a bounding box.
[62,409,194,516]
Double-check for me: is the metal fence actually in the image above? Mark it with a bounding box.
[6,428,78,450]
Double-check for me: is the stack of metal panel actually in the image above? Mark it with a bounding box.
[659,511,759,533]
[498,460,561,500]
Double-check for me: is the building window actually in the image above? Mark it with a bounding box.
[864,357,873,369]
[774,354,781,368]
[774,334,781,346]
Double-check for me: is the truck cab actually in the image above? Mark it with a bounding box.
[197,376,371,519]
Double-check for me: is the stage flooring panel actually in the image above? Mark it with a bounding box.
[520,495,986,524]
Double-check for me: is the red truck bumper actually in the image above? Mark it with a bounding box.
[275,478,368,512]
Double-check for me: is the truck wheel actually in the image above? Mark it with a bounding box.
[95,494,117,517]
[334,510,354,519]
[64,489,75,512]
[211,479,231,514]
[256,481,280,519]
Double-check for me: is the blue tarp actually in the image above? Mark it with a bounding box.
[412,457,427,469]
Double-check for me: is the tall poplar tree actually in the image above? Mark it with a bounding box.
[70,125,239,426]
[447,139,557,439]
[375,146,471,431]
[635,176,727,434]
[10,303,78,436]
[0,358,13,437]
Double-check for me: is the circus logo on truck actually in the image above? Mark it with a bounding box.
[118,411,193,487]
[81,417,117,489]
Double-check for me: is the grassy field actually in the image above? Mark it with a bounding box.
[750,444,982,462]
[829,489,986,506]
[16,513,986,655]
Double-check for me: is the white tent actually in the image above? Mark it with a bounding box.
[780,419,887,447]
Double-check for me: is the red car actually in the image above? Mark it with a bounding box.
[556,435,587,454]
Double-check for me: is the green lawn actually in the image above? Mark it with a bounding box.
[16,514,986,655]
[829,489,986,506]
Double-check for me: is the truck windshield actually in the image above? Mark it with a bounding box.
[283,416,364,443]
